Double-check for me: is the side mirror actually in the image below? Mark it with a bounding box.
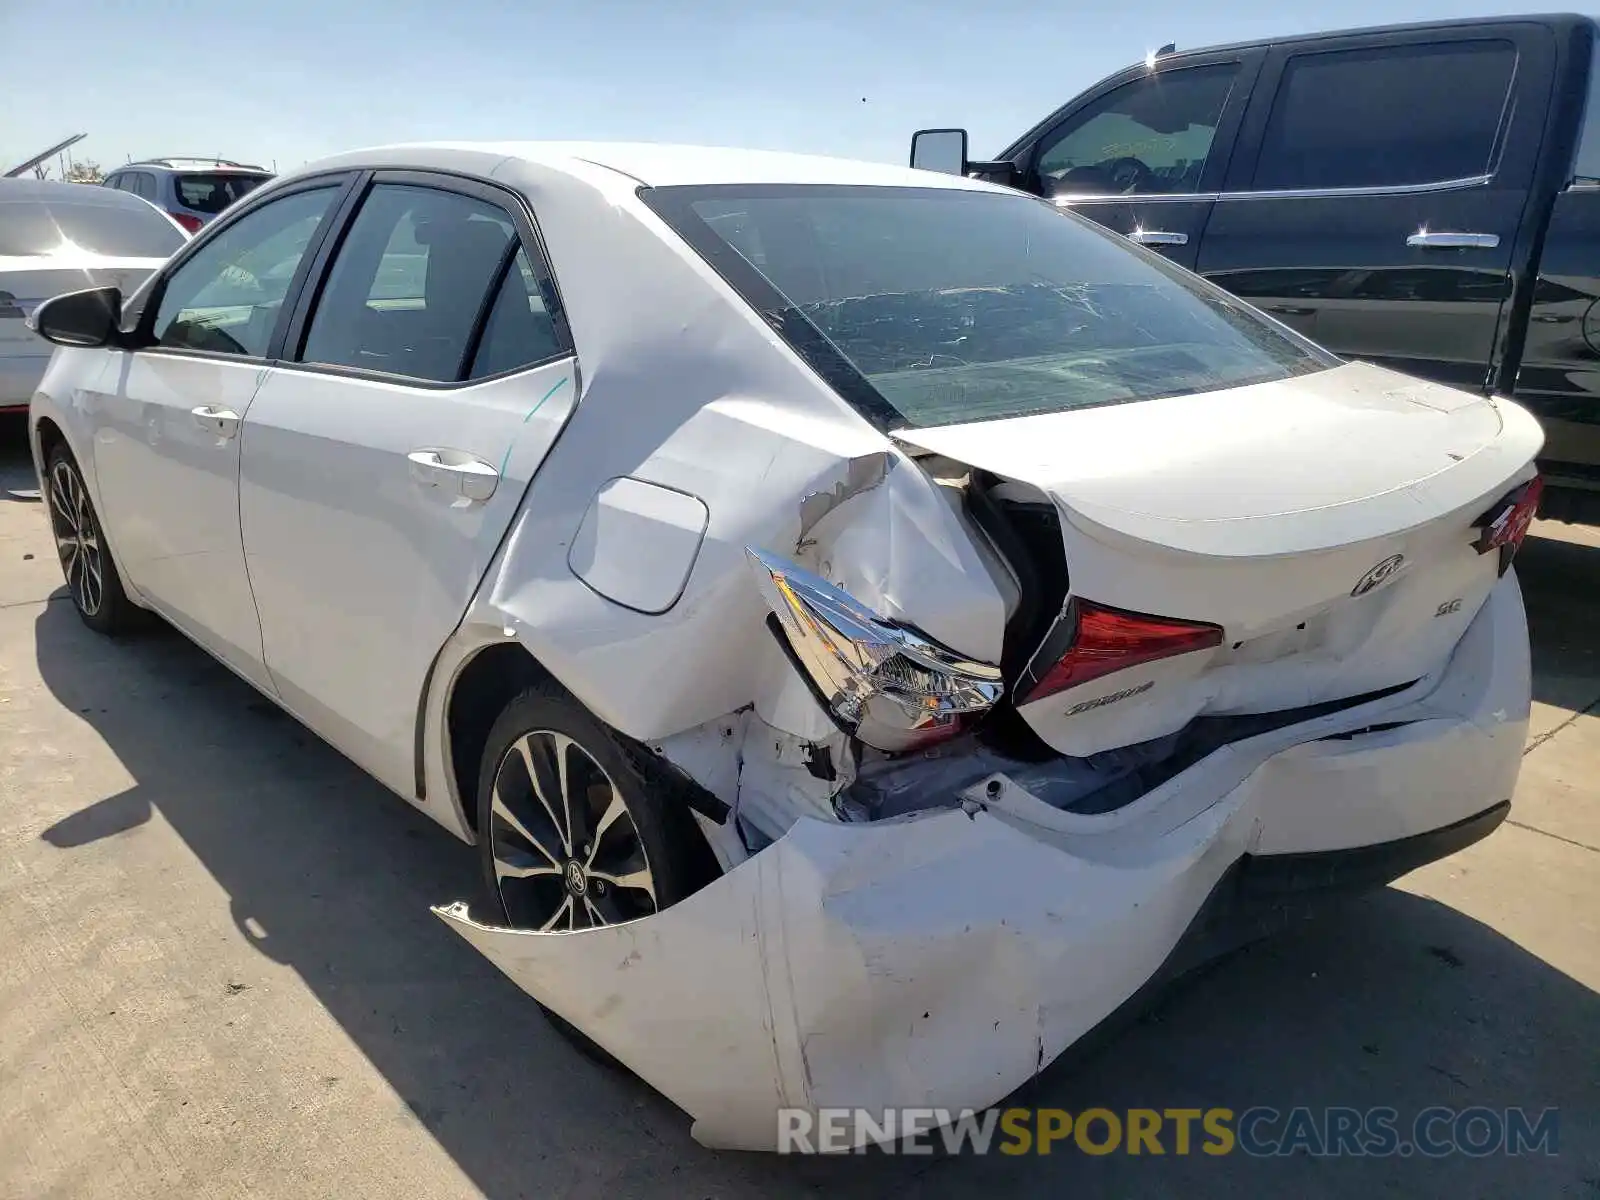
[28,286,123,349]
[910,128,969,176]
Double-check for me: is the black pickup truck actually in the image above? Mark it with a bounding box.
[911,13,1600,522]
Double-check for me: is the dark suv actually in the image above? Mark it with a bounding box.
[103,158,274,234]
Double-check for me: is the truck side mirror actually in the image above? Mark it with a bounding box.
[910,128,969,176]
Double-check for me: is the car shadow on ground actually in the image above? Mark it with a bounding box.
[1519,527,1600,717]
[28,594,1600,1198]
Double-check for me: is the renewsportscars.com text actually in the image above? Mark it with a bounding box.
[777,1105,1560,1157]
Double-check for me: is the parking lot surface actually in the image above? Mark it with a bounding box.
[0,427,1595,1199]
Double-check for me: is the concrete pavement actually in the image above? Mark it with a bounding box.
[0,430,1595,1198]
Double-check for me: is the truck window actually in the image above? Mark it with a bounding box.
[1034,64,1239,198]
[1252,40,1517,191]
[1572,44,1600,184]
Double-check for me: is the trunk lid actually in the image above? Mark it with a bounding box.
[893,361,1543,757]
[0,257,165,353]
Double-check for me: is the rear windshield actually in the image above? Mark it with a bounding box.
[643,184,1335,429]
[176,173,271,214]
[0,194,186,258]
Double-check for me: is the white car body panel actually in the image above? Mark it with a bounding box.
[895,362,1542,757]
[437,569,1529,1150]
[89,350,275,690]
[24,141,1541,1152]
[238,358,578,795]
[1,254,169,406]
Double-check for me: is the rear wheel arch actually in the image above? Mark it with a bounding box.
[443,640,553,837]
[440,635,726,891]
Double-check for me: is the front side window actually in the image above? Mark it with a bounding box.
[1035,64,1239,198]
[645,184,1334,430]
[1253,40,1517,191]
[300,184,518,382]
[151,186,337,357]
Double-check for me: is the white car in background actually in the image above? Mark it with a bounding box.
[1,179,187,412]
[26,141,1542,1151]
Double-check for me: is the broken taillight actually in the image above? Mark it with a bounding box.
[746,549,1005,752]
[1017,600,1224,706]
[1472,475,1542,572]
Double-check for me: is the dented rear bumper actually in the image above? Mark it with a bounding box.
[433,571,1530,1152]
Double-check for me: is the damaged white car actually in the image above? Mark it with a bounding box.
[27,141,1543,1151]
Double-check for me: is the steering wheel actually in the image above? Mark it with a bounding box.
[1102,156,1155,194]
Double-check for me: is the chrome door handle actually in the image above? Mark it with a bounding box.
[1127,230,1188,246]
[1406,231,1500,249]
[191,405,241,438]
[407,449,499,503]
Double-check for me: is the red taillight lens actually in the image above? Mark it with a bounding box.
[1473,475,1542,558]
[169,211,204,234]
[1018,600,1224,706]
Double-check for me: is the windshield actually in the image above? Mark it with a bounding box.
[643,184,1335,429]
[0,194,186,258]
[176,172,272,214]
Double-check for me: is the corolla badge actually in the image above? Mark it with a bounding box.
[1352,553,1405,596]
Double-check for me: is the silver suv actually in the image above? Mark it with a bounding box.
[103,157,273,234]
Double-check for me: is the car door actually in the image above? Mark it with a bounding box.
[1015,50,1262,270]
[88,176,353,689]
[1196,23,1555,391]
[238,172,579,797]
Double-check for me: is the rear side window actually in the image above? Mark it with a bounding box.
[1253,41,1517,191]
[1572,43,1600,184]
[645,184,1334,429]
[469,250,565,378]
[1036,64,1240,198]
[176,173,272,214]
[301,183,525,382]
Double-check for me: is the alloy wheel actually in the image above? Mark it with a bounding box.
[47,460,104,617]
[488,729,658,932]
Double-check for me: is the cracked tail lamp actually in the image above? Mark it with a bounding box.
[746,548,1004,752]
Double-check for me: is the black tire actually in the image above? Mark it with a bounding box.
[44,445,140,636]
[475,680,705,1067]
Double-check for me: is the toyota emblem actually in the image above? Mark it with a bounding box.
[1352,554,1405,596]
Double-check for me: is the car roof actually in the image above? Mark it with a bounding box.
[122,158,270,173]
[0,178,163,210]
[295,140,1008,193]
[1127,11,1593,68]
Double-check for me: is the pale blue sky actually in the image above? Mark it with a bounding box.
[0,0,1567,175]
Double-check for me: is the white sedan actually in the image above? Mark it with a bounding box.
[1,179,188,412]
[27,141,1542,1151]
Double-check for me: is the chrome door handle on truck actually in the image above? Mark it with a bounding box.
[1406,231,1500,249]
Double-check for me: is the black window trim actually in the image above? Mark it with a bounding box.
[130,170,365,366]
[274,168,575,392]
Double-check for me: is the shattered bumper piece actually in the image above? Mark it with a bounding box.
[433,573,1529,1152]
